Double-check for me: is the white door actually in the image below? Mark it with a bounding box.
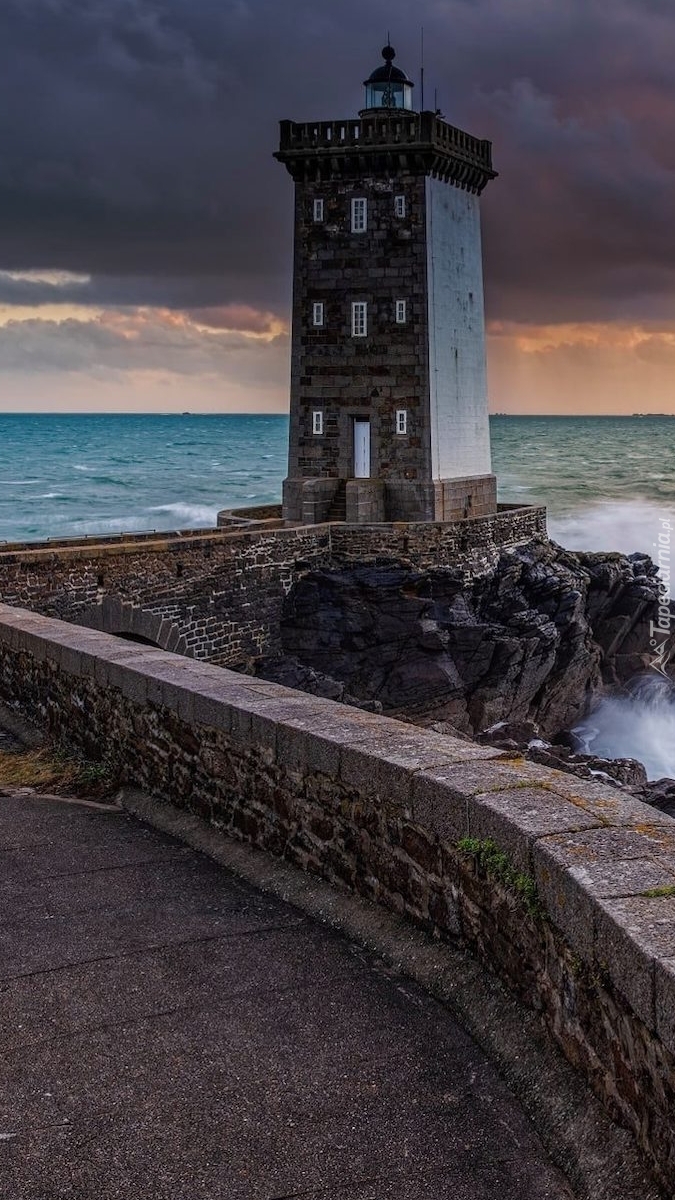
[353,420,370,478]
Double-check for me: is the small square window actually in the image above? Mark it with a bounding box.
[394,195,406,218]
[313,198,324,222]
[395,299,407,324]
[396,410,407,435]
[312,411,324,435]
[351,197,367,233]
[351,301,368,337]
[312,302,325,327]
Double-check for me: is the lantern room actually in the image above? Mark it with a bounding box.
[362,45,415,112]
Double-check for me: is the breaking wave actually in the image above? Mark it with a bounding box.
[574,675,675,781]
[549,499,671,559]
[148,503,220,526]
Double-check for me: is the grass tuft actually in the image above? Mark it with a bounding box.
[0,744,117,798]
[457,835,543,919]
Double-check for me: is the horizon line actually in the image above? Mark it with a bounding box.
[0,410,672,418]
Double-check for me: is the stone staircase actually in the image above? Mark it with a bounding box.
[326,481,347,523]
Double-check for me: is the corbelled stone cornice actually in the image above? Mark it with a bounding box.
[275,110,497,194]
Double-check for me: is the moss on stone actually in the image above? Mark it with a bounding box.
[457,836,542,919]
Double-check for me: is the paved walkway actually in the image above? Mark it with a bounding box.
[0,790,575,1200]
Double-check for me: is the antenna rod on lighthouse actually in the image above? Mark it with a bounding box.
[420,26,425,111]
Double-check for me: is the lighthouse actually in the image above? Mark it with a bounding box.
[275,46,497,525]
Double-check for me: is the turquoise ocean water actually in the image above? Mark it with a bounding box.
[1,412,673,553]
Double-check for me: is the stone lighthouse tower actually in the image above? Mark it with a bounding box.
[275,46,497,525]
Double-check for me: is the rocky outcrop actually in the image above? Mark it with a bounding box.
[256,538,670,740]
[475,719,649,787]
[631,777,675,817]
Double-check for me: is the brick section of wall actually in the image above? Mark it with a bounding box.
[0,605,674,1192]
[0,507,547,666]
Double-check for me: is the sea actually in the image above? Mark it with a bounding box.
[0,411,673,776]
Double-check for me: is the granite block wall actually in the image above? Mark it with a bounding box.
[287,173,431,485]
[329,505,547,570]
[0,604,673,1193]
[0,527,331,667]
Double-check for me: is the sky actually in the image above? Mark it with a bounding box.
[1,0,675,415]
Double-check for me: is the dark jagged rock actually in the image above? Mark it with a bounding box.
[476,719,542,751]
[257,656,383,712]
[631,777,675,816]
[476,719,648,787]
[256,538,671,739]
[526,744,647,788]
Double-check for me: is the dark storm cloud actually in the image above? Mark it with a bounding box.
[1,0,675,323]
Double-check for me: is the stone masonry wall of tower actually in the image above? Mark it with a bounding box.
[288,172,431,483]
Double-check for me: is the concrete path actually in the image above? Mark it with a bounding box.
[0,790,575,1200]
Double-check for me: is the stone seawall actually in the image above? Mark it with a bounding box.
[0,602,673,1195]
[0,526,331,667]
[0,506,546,668]
[330,504,546,570]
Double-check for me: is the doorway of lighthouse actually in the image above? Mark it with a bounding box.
[353,420,371,478]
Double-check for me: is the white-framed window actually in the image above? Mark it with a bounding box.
[313,198,324,222]
[351,301,368,337]
[394,195,406,218]
[312,411,324,435]
[312,302,325,327]
[395,299,407,324]
[396,409,408,435]
[351,197,367,233]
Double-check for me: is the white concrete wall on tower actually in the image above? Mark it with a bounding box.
[425,176,493,480]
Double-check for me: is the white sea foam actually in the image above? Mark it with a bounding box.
[70,515,154,534]
[574,676,675,781]
[148,503,219,526]
[553,503,675,776]
[549,499,674,559]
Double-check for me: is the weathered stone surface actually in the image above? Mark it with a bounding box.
[518,768,672,829]
[471,787,599,872]
[655,957,675,1056]
[595,895,675,1028]
[411,774,472,843]
[534,829,675,960]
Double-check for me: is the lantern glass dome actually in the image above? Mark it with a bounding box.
[363,46,414,112]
